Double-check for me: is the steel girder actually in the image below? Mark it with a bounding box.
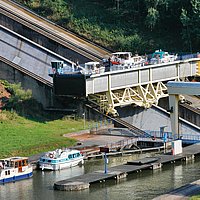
[88,81,168,116]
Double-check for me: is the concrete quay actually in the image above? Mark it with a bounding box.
[54,143,200,191]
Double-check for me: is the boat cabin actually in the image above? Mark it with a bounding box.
[0,157,29,173]
[150,49,177,64]
[111,52,132,64]
[51,61,64,74]
[83,62,105,74]
[152,50,170,59]
[39,148,84,170]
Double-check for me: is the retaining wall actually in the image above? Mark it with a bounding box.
[0,61,53,107]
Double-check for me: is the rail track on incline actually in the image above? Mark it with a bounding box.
[1,0,200,131]
[0,0,111,62]
[0,56,53,88]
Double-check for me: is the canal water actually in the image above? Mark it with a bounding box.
[1,153,200,200]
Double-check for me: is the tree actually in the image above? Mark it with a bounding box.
[180,0,200,51]
[145,7,159,30]
[40,0,71,20]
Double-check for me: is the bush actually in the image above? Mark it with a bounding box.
[2,82,32,110]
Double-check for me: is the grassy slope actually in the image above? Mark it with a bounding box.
[190,196,200,200]
[0,111,86,158]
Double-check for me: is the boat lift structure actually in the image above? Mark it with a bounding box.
[87,59,199,116]
[53,58,200,116]
[167,81,200,138]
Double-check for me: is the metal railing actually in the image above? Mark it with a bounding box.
[177,53,199,60]
[146,130,200,143]
[103,137,163,152]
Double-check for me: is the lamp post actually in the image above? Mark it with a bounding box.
[104,152,108,174]
[160,126,167,138]
[100,147,109,174]
[160,126,167,153]
[83,112,85,129]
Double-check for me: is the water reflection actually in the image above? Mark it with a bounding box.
[1,154,200,200]
[0,177,33,200]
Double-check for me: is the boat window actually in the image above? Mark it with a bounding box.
[6,161,10,167]
[22,160,27,166]
[51,160,57,163]
[5,171,7,175]
[96,64,101,68]
[15,162,18,168]
[68,154,72,159]
[10,161,14,167]
[77,153,80,157]
[8,170,10,175]
[48,160,52,163]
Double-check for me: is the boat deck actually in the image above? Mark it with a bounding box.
[54,143,200,191]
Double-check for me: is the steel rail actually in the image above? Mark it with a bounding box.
[180,103,200,115]
[0,6,100,61]
[112,117,148,136]
[0,2,110,62]
[85,103,148,136]
[0,56,53,88]
[8,0,112,55]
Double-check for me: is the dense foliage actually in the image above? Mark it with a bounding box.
[1,80,45,120]
[16,0,200,54]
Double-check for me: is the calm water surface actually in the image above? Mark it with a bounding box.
[1,153,200,200]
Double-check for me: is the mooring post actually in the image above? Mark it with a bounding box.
[100,147,109,174]
[104,152,107,174]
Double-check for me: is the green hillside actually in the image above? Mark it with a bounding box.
[0,81,86,158]
[17,0,200,54]
[0,111,80,158]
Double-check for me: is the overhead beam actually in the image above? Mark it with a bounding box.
[167,81,200,95]
[167,81,200,138]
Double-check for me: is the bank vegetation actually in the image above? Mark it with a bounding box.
[0,81,86,158]
[17,0,200,54]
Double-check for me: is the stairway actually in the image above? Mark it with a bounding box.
[110,117,151,137]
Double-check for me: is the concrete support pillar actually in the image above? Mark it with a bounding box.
[169,94,179,139]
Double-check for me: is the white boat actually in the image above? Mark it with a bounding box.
[0,157,33,184]
[110,52,146,68]
[39,148,84,170]
[150,50,177,65]
[81,61,105,75]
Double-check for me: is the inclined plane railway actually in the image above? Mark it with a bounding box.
[0,0,200,133]
[0,0,111,62]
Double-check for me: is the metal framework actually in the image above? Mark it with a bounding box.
[167,81,200,138]
[86,58,199,116]
[88,81,168,116]
[197,60,200,76]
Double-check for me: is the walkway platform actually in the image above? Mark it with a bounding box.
[54,143,200,191]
